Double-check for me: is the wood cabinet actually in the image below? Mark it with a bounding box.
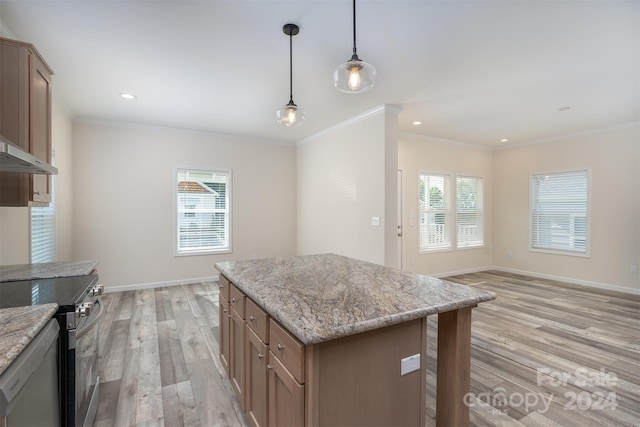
[0,37,54,206]
[219,274,306,427]
[267,320,304,427]
[246,327,268,427]
[220,275,425,427]
[229,284,246,408]
[218,276,231,375]
[268,350,304,427]
[219,294,231,375]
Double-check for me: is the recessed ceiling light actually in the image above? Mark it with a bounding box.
[119,93,137,100]
[558,106,570,111]
[412,121,422,126]
[500,138,509,143]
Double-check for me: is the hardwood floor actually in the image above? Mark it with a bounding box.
[93,271,640,426]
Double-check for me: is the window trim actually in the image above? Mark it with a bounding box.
[528,168,591,258]
[174,166,233,257]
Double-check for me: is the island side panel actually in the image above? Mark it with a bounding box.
[306,317,427,427]
[436,306,473,427]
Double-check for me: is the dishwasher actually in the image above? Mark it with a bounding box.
[0,319,60,426]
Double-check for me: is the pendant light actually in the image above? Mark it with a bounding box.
[333,0,376,94]
[277,23,305,127]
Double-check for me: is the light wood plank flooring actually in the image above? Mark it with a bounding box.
[93,271,640,426]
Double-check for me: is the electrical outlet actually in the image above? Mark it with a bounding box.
[631,265,638,274]
[401,354,420,376]
[507,250,513,258]
[371,216,380,226]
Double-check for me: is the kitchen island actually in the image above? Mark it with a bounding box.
[216,254,495,427]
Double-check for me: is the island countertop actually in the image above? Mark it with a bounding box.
[0,260,99,283]
[0,304,58,376]
[215,253,496,345]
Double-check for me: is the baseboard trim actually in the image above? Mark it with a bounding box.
[103,267,639,296]
[104,274,219,293]
[431,266,490,279]
[474,266,640,296]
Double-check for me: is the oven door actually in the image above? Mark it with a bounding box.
[75,296,103,427]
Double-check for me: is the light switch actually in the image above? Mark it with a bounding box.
[371,216,380,226]
[401,354,420,375]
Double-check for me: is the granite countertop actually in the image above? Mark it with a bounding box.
[0,304,58,376]
[215,253,496,345]
[0,260,99,282]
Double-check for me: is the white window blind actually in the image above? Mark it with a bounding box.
[457,176,484,248]
[530,170,589,255]
[31,157,56,263]
[176,168,231,255]
[419,173,451,251]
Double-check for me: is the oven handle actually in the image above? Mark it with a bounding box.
[77,297,104,339]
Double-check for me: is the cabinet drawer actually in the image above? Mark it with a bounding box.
[230,284,246,319]
[269,319,304,383]
[218,274,231,301]
[246,298,269,344]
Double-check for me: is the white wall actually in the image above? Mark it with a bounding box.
[398,134,494,276]
[0,206,29,263]
[493,123,639,291]
[296,106,399,266]
[52,101,74,261]
[72,121,297,288]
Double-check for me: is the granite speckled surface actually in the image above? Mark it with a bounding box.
[215,254,496,344]
[0,304,58,375]
[0,260,99,282]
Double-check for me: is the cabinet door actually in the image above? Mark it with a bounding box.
[268,351,304,427]
[219,294,230,375]
[229,307,246,409]
[0,38,53,207]
[29,52,52,204]
[246,327,268,427]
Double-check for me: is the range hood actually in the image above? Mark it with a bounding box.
[0,135,57,175]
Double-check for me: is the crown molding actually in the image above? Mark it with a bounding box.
[298,104,402,146]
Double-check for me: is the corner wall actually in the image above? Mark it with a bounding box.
[398,135,494,276]
[72,121,297,288]
[493,123,639,292]
[296,106,399,266]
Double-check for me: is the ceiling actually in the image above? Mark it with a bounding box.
[0,0,637,147]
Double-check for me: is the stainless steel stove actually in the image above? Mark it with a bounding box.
[0,275,103,427]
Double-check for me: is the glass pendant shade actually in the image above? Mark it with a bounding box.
[334,0,376,94]
[277,101,305,127]
[333,57,376,93]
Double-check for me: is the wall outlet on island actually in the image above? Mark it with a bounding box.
[401,354,420,376]
[631,265,638,274]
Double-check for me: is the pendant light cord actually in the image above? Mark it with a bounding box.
[289,32,294,104]
[352,0,358,58]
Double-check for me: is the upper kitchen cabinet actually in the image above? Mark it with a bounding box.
[0,36,54,206]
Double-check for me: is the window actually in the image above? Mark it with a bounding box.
[176,168,231,255]
[419,173,451,251]
[31,156,56,263]
[457,176,483,248]
[530,170,589,255]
